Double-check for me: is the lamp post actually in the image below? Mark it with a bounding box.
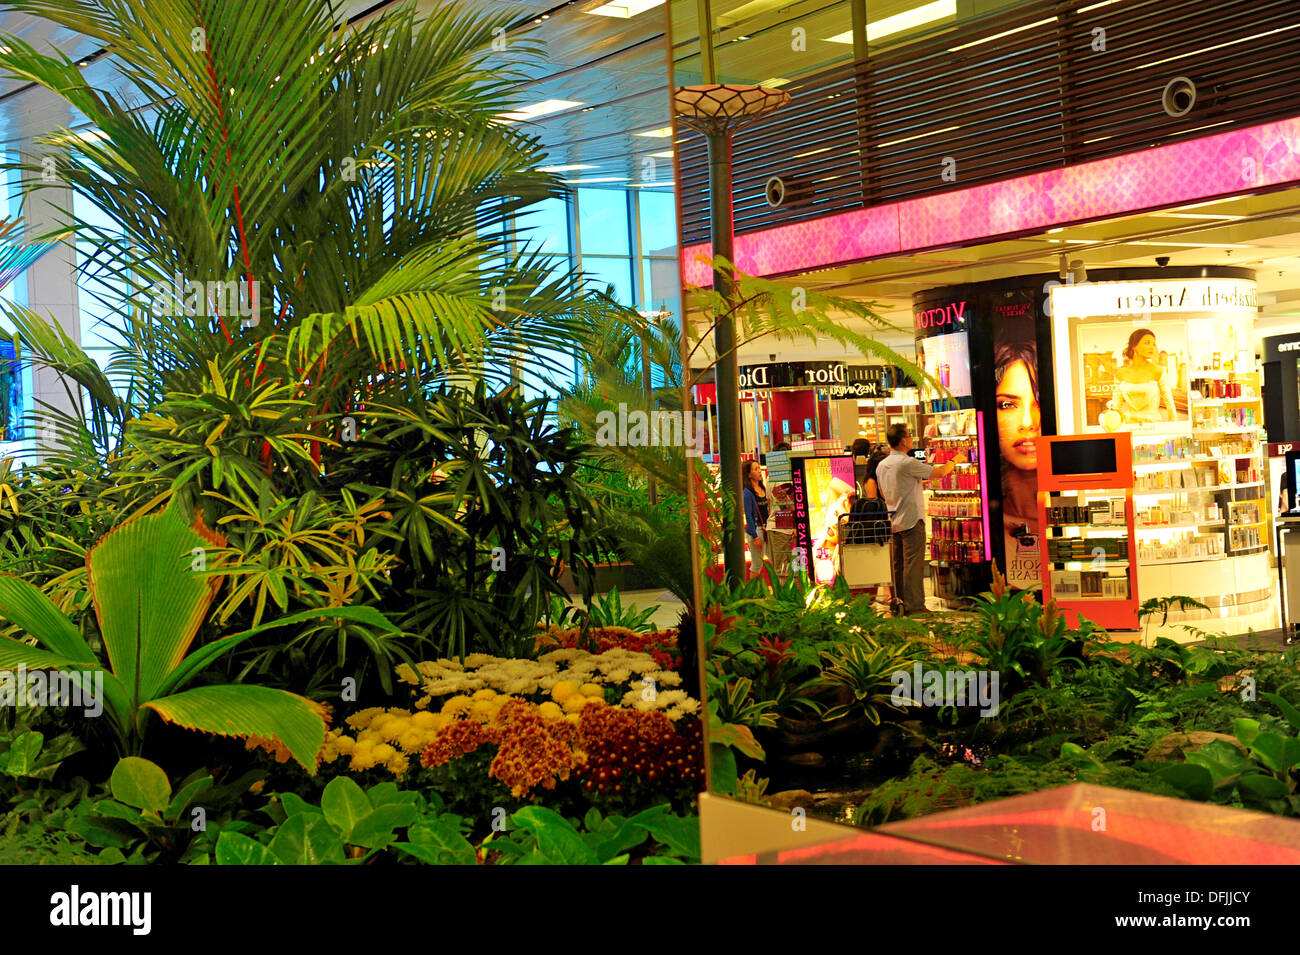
[673,84,790,584]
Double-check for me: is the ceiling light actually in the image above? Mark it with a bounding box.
[586,0,664,18]
[631,182,673,188]
[634,126,674,138]
[877,125,959,148]
[948,16,1057,51]
[757,77,791,88]
[1159,213,1245,221]
[826,0,957,44]
[563,176,629,183]
[648,149,674,158]
[496,99,584,123]
[536,164,599,172]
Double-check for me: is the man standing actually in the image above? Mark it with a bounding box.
[876,423,966,615]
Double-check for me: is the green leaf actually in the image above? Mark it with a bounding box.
[1233,718,1261,746]
[1,730,43,777]
[1262,692,1300,731]
[1157,763,1214,801]
[142,683,326,773]
[1237,774,1291,799]
[710,744,738,795]
[165,775,214,825]
[349,803,418,849]
[268,812,346,865]
[110,756,171,813]
[642,856,687,864]
[215,830,280,866]
[320,776,371,840]
[509,806,599,865]
[278,792,321,817]
[0,574,98,663]
[1248,733,1289,773]
[629,809,700,860]
[394,820,477,864]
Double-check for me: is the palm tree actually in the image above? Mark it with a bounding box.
[0,0,591,492]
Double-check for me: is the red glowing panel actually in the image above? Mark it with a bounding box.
[681,116,1300,285]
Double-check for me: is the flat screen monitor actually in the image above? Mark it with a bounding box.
[1287,449,1300,511]
[1051,437,1118,477]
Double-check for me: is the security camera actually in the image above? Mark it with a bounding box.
[1155,256,1170,267]
[769,354,777,362]
[765,176,787,208]
[1162,76,1197,117]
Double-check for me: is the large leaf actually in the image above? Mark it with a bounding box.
[509,806,598,865]
[215,830,280,866]
[0,574,97,663]
[86,507,225,705]
[155,604,401,697]
[268,813,346,865]
[141,683,327,773]
[320,776,371,841]
[393,820,477,865]
[110,756,171,813]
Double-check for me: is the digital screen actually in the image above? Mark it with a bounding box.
[1291,456,1300,508]
[1051,438,1117,476]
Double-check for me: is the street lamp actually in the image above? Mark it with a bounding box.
[673,84,790,583]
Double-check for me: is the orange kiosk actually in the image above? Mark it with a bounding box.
[1036,433,1139,630]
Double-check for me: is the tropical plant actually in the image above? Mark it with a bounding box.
[0,506,397,769]
[0,0,599,471]
[815,639,924,724]
[582,588,658,634]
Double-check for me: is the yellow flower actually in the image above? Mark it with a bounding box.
[372,743,397,762]
[537,701,564,721]
[551,680,578,702]
[563,693,590,714]
[385,754,409,777]
[345,707,386,731]
[472,688,497,701]
[411,710,439,729]
[395,663,419,685]
[579,682,603,698]
[398,729,427,753]
[471,699,497,721]
[441,695,474,717]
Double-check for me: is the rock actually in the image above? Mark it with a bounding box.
[786,752,826,767]
[767,789,817,811]
[1145,731,1247,762]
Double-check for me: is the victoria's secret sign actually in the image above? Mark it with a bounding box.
[914,300,968,329]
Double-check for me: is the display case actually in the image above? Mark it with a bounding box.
[1049,269,1274,629]
[1037,434,1139,630]
[919,406,992,606]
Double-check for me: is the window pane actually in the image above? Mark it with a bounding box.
[577,189,629,255]
[641,257,680,313]
[638,190,677,256]
[517,197,569,257]
[582,256,633,305]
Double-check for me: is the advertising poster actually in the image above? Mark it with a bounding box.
[0,340,22,443]
[915,331,972,402]
[765,449,791,483]
[791,454,855,584]
[1073,319,1190,432]
[991,301,1043,591]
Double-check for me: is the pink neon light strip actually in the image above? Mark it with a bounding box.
[977,413,991,561]
[681,116,1300,284]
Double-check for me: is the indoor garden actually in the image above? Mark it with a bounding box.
[0,0,1295,869]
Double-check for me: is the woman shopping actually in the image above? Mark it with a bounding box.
[743,459,770,575]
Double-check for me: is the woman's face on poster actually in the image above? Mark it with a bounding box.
[1134,333,1157,362]
[997,359,1040,471]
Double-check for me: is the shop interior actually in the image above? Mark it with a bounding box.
[687,185,1300,641]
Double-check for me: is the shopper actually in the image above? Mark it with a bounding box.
[743,459,770,575]
[876,423,965,615]
[851,437,873,495]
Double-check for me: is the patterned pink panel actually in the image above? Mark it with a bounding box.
[680,116,1300,284]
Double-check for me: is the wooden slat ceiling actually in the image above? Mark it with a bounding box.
[676,0,1300,244]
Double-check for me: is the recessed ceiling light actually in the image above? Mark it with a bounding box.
[536,164,599,172]
[826,0,957,44]
[634,126,674,138]
[585,0,664,18]
[648,149,674,158]
[563,176,629,184]
[496,99,584,123]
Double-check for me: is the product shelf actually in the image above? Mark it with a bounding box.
[1138,554,1225,566]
